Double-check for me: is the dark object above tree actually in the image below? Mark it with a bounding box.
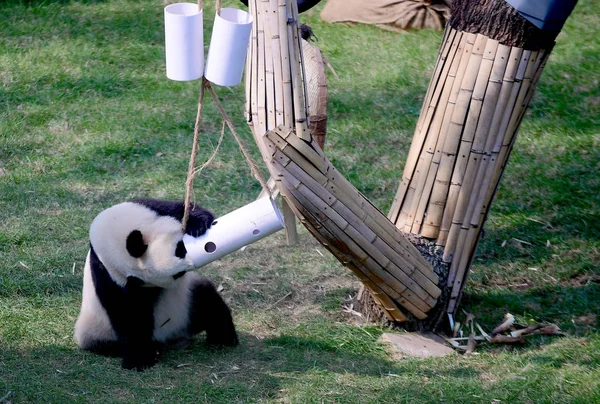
[504,0,578,30]
[239,0,323,13]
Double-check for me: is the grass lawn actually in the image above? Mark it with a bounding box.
[1,0,598,402]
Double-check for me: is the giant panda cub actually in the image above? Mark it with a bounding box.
[74,199,238,371]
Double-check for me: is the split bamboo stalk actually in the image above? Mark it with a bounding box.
[415,27,458,137]
[480,50,547,227]
[272,171,407,321]
[277,0,293,128]
[291,0,311,131]
[244,1,254,122]
[410,26,455,147]
[416,35,492,236]
[268,0,284,127]
[277,170,408,322]
[282,143,440,285]
[279,127,328,173]
[286,0,309,141]
[444,43,513,266]
[467,52,541,237]
[389,30,465,225]
[256,5,267,137]
[261,0,276,131]
[249,0,259,126]
[323,164,436,277]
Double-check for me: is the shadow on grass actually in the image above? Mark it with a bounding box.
[0,330,480,402]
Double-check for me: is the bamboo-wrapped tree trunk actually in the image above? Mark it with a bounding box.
[388,0,576,314]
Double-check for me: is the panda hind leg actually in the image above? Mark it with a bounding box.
[188,278,239,347]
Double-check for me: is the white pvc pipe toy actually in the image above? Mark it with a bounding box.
[204,8,253,87]
[183,197,285,268]
[164,3,204,81]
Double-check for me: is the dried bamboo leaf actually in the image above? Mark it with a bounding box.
[490,334,525,344]
[465,334,477,354]
[535,324,565,336]
[491,313,515,336]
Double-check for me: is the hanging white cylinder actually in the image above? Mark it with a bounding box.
[204,8,253,87]
[183,197,285,268]
[164,3,204,81]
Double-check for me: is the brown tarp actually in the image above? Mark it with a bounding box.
[320,0,451,32]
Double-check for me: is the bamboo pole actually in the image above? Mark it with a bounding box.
[249,0,259,127]
[480,50,547,228]
[417,34,491,236]
[291,0,311,134]
[286,0,309,141]
[278,158,437,307]
[256,4,267,137]
[272,171,407,321]
[244,1,254,122]
[261,0,276,131]
[277,0,293,128]
[268,0,284,127]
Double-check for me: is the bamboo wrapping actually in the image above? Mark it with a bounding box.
[266,126,439,319]
[389,29,464,225]
[401,32,476,233]
[385,19,553,314]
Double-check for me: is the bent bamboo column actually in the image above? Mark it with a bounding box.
[246,0,440,321]
[266,126,441,321]
[388,25,551,314]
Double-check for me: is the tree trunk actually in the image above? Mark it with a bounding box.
[383,0,575,320]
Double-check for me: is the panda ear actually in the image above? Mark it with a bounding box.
[126,230,147,258]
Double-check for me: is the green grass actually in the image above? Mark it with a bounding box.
[1,0,599,402]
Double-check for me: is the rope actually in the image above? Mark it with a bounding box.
[182,78,208,232]
[206,81,271,196]
[182,77,272,233]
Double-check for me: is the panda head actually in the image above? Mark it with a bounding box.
[89,202,194,288]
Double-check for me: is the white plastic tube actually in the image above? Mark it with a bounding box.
[164,3,204,81]
[204,8,253,87]
[183,197,285,268]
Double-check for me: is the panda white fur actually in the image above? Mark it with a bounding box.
[74,199,238,371]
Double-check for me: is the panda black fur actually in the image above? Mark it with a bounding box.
[74,199,238,371]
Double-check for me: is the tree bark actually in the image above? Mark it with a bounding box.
[450,0,561,50]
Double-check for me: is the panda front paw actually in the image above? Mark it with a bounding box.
[121,347,159,371]
[206,328,239,347]
[185,206,215,237]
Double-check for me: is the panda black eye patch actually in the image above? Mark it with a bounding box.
[175,240,187,259]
